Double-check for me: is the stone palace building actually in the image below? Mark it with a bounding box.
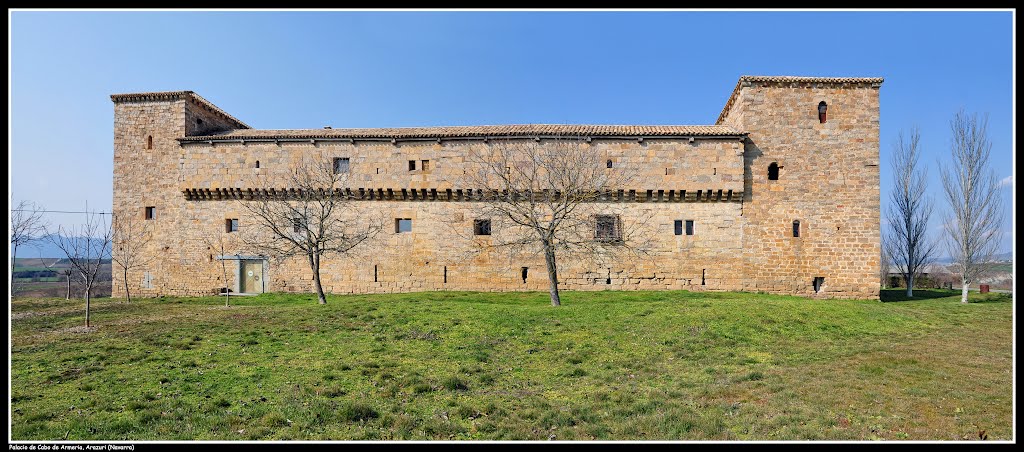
[111,75,882,299]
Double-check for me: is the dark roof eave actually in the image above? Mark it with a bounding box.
[179,133,748,144]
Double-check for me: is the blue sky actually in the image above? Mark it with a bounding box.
[9,10,1015,256]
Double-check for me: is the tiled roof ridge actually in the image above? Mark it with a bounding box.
[179,124,746,141]
[716,75,884,125]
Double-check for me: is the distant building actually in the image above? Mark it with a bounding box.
[111,75,882,299]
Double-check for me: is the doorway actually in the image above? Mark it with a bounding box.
[239,260,265,294]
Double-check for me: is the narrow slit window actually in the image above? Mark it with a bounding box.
[145,206,155,220]
[374,265,378,283]
[606,159,613,168]
[521,267,528,283]
[674,220,683,236]
[793,220,801,238]
[685,220,694,236]
[255,160,260,168]
[768,162,779,181]
[146,135,153,150]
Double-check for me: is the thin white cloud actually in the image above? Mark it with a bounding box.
[997,175,1013,188]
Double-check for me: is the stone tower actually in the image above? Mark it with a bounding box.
[111,92,250,296]
[719,76,882,298]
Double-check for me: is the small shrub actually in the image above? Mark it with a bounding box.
[339,402,378,422]
[442,377,468,391]
[322,385,346,398]
[412,383,433,394]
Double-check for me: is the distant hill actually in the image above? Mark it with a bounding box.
[934,251,1012,264]
[10,234,110,259]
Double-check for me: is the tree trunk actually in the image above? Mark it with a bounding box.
[222,259,229,307]
[11,243,17,294]
[961,279,970,304]
[66,275,72,300]
[543,246,561,307]
[905,274,914,298]
[310,253,326,305]
[84,281,91,328]
[123,267,131,303]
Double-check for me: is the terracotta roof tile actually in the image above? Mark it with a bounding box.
[180,124,745,141]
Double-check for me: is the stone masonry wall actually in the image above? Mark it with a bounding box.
[113,79,881,300]
[720,80,881,299]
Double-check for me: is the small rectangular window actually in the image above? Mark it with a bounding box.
[674,220,683,236]
[421,160,430,171]
[395,218,412,233]
[334,157,350,174]
[408,160,417,171]
[145,206,155,220]
[474,219,491,236]
[595,215,622,242]
[293,218,304,233]
[793,220,801,238]
[685,220,694,236]
[226,218,238,233]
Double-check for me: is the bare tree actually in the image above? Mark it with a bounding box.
[456,137,653,307]
[202,232,238,308]
[10,200,48,293]
[883,128,938,297]
[940,110,1005,304]
[48,211,112,327]
[111,212,154,303]
[238,153,384,305]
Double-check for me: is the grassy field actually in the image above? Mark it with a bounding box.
[10,289,1013,441]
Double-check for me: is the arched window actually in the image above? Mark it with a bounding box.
[146,135,153,149]
[768,162,779,181]
[818,101,828,124]
[255,160,260,168]
[606,159,613,169]
[793,220,801,238]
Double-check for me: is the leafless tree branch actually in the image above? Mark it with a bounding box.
[445,137,657,306]
[883,127,938,297]
[47,210,112,327]
[10,200,48,294]
[111,212,154,303]
[237,152,385,304]
[939,110,1005,303]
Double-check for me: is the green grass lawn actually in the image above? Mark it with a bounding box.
[10,289,1013,441]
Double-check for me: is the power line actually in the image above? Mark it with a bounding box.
[11,209,112,215]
